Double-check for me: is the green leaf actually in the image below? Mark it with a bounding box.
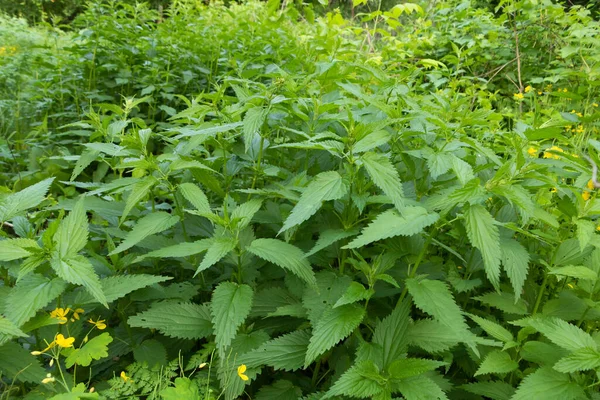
[353,130,391,154]
[467,314,514,343]
[133,339,167,367]
[407,319,462,353]
[395,375,448,400]
[373,299,411,369]
[0,178,54,222]
[553,347,600,373]
[463,204,502,289]
[575,219,595,252]
[323,361,385,399]
[243,107,268,152]
[0,342,46,383]
[247,238,316,287]
[241,330,310,371]
[528,317,597,352]
[306,228,359,256]
[500,238,530,301]
[344,207,438,249]
[279,171,347,233]
[195,236,238,277]
[427,152,454,180]
[333,281,373,308]
[48,383,100,399]
[179,183,211,215]
[129,302,213,339]
[256,380,302,400]
[303,272,352,325]
[305,303,365,366]
[110,212,179,255]
[5,274,67,327]
[161,377,200,400]
[475,350,518,376]
[388,358,446,380]
[65,332,113,368]
[405,278,473,346]
[136,239,212,262]
[54,198,88,259]
[360,151,405,212]
[512,367,585,400]
[0,238,40,261]
[231,198,263,230]
[0,316,27,345]
[211,282,253,353]
[121,175,158,223]
[473,291,529,315]
[461,381,515,400]
[74,274,172,304]
[50,254,107,308]
[548,265,597,281]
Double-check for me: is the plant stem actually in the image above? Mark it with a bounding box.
[532,272,548,315]
[397,228,436,306]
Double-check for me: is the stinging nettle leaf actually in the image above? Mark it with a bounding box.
[474,350,518,376]
[360,151,405,212]
[121,175,158,223]
[511,367,585,400]
[0,178,54,223]
[500,238,530,301]
[323,361,384,399]
[211,282,253,353]
[194,236,238,277]
[50,254,107,308]
[247,238,316,287]
[179,183,212,215]
[279,171,347,233]
[109,212,180,255]
[5,274,67,327]
[243,107,268,152]
[464,204,502,290]
[128,302,213,339]
[0,238,40,261]
[240,330,311,372]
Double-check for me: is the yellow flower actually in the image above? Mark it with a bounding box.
[527,147,537,157]
[543,146,564,159]
[72,308,84,321]
[587,180,595,190]
[524,85,532,93]
[237,364,249,381]
[593,103,598,107]
[537,91,543,95]
[513,92,524,100]
[563,88,568,92]
[88,317,107,330]
[50,308,70,324]
[583,191,591,201]
[545,84,553,91]
[550,187,557,193]
[120,371,133,383]
[55,334,75,348]
[42,373,55,384]
[596,225,600,232]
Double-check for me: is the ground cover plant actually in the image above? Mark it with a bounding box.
[1,0,600,398]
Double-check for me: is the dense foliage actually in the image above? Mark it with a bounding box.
[1,0,600,399]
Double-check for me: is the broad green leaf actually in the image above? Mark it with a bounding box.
[211,282,253,353]
[353,130,391,154]
[172,122,243,139]
[512,367,585,400]
[305,303,365,366]
[548,265,597,281]
[373,299,411,369]
[65,332,113,368]
[231,198,263,229]
[575,219,595,252]
[461,381,515,400]
[5,274,67,327]
[0,342,46,383]
[129,302,213,339]
[388,358,446,380]
[54,198,88,259]
[247,238,316,287]
[427,152,453,180]
[344,207,438,249]
[179,183,211,215]
[136,239,212,262]
[73,274,172,304]
[528,317,597,352]
[306,228,359,256]
[133,339,167,367]
[360,151,404,211]
[279,171,347,233]
[405,278,472,343]
[50,255,107,308]
[553,347,600,373]
[241,330,310,371]
[407,319,462,353]
[333,282,374,308]
[473,291,529,315]
[256,380,302,400]
[0,316,27,344]
[243,107,267,152]
[0,178,54,222]
[464,204,501,289]
[121,175,158,223]
[161,377,200,400]
[552,238,591,266]
[323,361,384,399]
[467,314,514,343]
[194,236,238,277]
[500,238,530,301]
[395,374,448,400]
[110,212,179,255]
[475,350,518,376]
[48,383,100,399]
[0,238,40,261]
[303,272,352,325]
[71,149,99,181]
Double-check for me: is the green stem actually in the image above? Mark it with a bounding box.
[397,229,436,307]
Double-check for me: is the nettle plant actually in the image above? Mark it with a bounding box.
[1,0,600,399]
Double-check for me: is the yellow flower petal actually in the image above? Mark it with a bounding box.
[55,334,75,348]
[120,371,133,382]
[237,364,249,381]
